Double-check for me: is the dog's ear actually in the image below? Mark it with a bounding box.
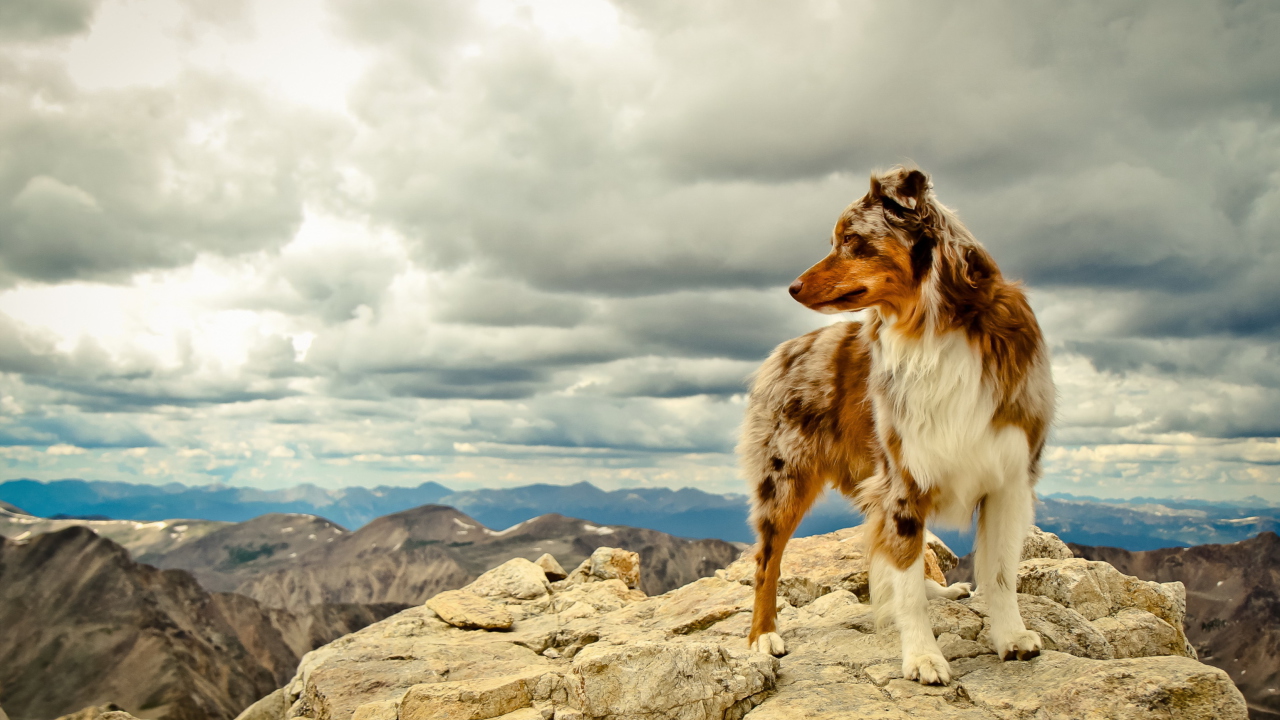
[870,167,930,212]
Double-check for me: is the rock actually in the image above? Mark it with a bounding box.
[966,593,1114,660]
[565,547,641,589]
[565,642,775,720]
[1021,526,1073,560]
[0,702,8,720]
[1017,557,1195,657]
[1092,607,1185,659]
[536,554,568,581]
[960,651,1247,719]
[53,706,141,720]
[252,523,1245,720]
[236,689,289,720]
[723,526,955,606]
[468,558,552,600]
[924,530,959,573]
[400,667,549,720]
[427,590,515,630]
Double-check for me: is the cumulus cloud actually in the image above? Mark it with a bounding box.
[0,0,1277,499]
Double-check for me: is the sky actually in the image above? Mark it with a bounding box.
[0,0,1278,500]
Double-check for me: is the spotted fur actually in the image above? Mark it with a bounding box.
[741,166,1054,684]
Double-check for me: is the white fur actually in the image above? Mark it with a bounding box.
[872,553,950,684]
[867,314,1042,679]
[869,322,1030,527]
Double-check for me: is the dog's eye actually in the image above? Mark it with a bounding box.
[845,235,877,258]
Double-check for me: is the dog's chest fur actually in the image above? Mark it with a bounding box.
[867,322,1028,521]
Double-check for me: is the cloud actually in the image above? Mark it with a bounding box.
[0,0,1277,499]
[0,0,101,41]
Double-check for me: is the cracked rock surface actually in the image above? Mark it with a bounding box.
[239,528,1246,720]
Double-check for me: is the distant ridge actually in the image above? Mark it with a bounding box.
[2,479,1276,550]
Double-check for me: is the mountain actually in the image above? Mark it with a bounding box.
[139,513,349,593]
[0,501,26,515]
[1,505,228,558]
[5,478,1277,551]
[0,528,406,720]
[0,479,453,529]
[154,505,742,610]
[1039,495,1280,550]
[1070,533,1280,720]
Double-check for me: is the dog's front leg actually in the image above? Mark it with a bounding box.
[868,503,950,685]
[975,483,1042,661]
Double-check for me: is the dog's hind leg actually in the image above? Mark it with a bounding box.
[747,463,821,657]
[975,482,1041,661]
[925,577,972,601]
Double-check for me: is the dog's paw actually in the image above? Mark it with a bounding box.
[903,652,951,685]
[996,629,1042,661]
[751,632,786,657]
[940,582,972,600]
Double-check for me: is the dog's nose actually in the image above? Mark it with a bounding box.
[788,280,804,297]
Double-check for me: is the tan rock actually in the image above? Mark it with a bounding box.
[427,590,515,630]
[0,702,8,720]
[53,705,137,720]
[966,593,1114,660]
[958,651,1246,719]
[235,688,289,720]
[565,547,641,589]
[350,700,398,720]
[723,526,872,605]
[1036,655,1247,719]
[1017,557,1194,655]
[535,553,567,581]
[468,558,552,600]
[924,530,959,573]
[249,522,1243,720]
[724,526,957,606]
[564,642,776,719]
[1092,607,1187,659]
[400,667,550,720]
[1021,526,1073,560]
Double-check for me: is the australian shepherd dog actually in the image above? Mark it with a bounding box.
[739,166,1054,685]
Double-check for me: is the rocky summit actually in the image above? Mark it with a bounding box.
[238,525,1248,720]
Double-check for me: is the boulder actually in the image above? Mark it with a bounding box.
[565,547,641,589]
[1021,526,1073,560]
[244,524,1245,720]
[427,590,515,630]
[535,553,568,581]
[564,642,775,719]
[467,558,552,600]
[1016,557,1195,657]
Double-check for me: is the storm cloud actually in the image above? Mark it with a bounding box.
[0,0,1277,499]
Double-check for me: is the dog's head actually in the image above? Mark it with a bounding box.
[789,166,939,316]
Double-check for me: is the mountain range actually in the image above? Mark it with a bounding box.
[5,478,1277,551]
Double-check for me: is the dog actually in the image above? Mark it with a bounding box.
[739,166,1054,685]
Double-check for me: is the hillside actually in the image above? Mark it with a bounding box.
[200,506,741,609]
[1070,532,1280,720]
[0,528,405,720]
